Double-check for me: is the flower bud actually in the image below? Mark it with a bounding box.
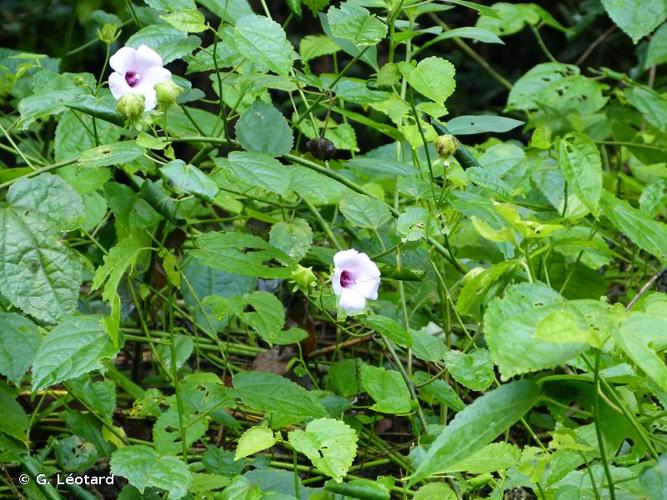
[155,80,182,110]
[116,93,145,121]
[291,265,316,291]
[435,134,459,157]
[98,23,121,44]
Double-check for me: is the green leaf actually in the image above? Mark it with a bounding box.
[154,407,209,455]
[360,365,412,414]
[233,371,328,427]
[235,425,277,460]
[0,313,40,385]
[289,418,358,482]
[110,445,192,499]
[192,231,296,279]
[445,349,495,391]
[340,192,392,229]
[7,173,84,231]
[614,313,667,393]
[327,1,387,46]
[0,389,29,441]
[233,14,298,75]
[410,327,446,363]
[78,141,145,168]
[364,315,412,348]
[400,56,456,105]
[601,192,667,264]
[18,71,96,129]
[413,483,457,500]
[161,159,218,201]
[640,454,667,500]
[31,315,118,392]
[56,107,122,161]
[625,86,667,131]
[411,380,540,482]
[430,26,504,45]
[269,219,313,261]
[446,115,523,135]
[235,101,294,157]
[346,157,418,177]
[476,2,543,36]
[327,359,359,398]
[558,132,602,216]
[220,151,290,196]
[646,23,667,67]
[161,8,207,33]
[445,442,520,473]
[414,371,465,412]
[146,0,197,11]
[0,208,82,324]
[196,0,253,22]
[154,335,194,372]
[456,261,516,316]
[300,34,340,62]
[127,25,201,63]
[601,0,666,43]
[240,291,286,344]
[484,283,588,379]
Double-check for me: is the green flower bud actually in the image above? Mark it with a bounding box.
[291,265,316,291]
[155,80,182,110]
[116,93,145,122]
[98,23,121,44]
[434,134,459,158]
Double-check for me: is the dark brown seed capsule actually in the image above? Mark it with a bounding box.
[307,137,336,161]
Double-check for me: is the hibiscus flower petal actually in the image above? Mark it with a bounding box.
[133,44,164,72]
[138,66,172,90]
[338,288,367,314]
[108,72,131,100]
[332,267,344,296]
[142,87,158,111]
[350,276,380,300]
[109,47,136,74]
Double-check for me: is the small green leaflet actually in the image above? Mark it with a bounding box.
[601,0,666,44]
[361,365,412,414]
[400,57,456,105]
[235,101,294,157]
[327,1,387,47]
[161,159,219,201]
[558,132,602,216]
[269,219,313,261]
[289,418,358,482]
[31,315,118,392]
[445,349,495,392]
[110,445,192,499]
[220,151,291,197]
[235,425,278,460]
[446,115,524,135]
[339,192,392,229]
[364,315,412,347]
[126,25,201,63]
[78,141,145,168]
[161,9,207,33]
[0,389,30,442]
[232,14,298,75]
[0,312,41,385]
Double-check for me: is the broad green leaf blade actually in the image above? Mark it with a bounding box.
[360,365,412,414]
[400,57,456,105]
[484,283,588,378]
[235,101,294,157]
[110,445,192,499]
[601,192,667,264]
[364,315,412,347]
[614,313,667,393]
[327,1,387,46]
[192,231,296,278]
[233,371,328,427]
[346,157,418,177]
[31,316,118,392]
[240,291,286,344]
[161,8,207,33]
[444,442,520,474]
[445,349,495,392]
[446,115,523,135]
[601,0,666,43]
[269,219,313,261]
[411,380,541,482]
[646,23,667,66]
[0,312,41,385]
[154,407,208,455]
[0,209,82,324]
[235,425,277,460]
[300,34,340,62]
[233,14,298,75]
[161,159,219,201]
[7,173,84,231]
[0,388,29,441]
[558,132,602,216]
[431,26,504,44]
[220,151,290,196]
[78,141,146,168]
[289,418,358,482]
[339,192,392,229]
[126,25,201,63]
[625,86,667,131]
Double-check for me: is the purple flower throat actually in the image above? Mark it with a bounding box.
[340,270,355,288]
[125,71,140,87]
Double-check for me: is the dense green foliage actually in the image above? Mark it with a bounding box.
[1,0,667,498]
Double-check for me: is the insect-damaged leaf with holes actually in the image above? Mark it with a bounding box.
[78,141,145,168]
[289,418,358,482]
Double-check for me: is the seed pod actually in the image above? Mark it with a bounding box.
[434,134,459,157]
[307,137,336,161]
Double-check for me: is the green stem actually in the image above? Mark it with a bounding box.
[0,158,77,189]
[593,351,615,500]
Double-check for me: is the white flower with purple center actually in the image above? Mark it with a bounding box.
[108,44,172,111]
[332,249,381,314]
